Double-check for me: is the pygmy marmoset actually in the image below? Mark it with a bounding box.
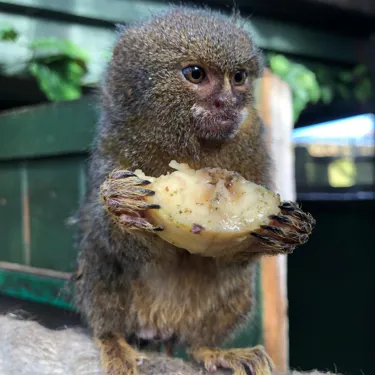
[74,6,315,375]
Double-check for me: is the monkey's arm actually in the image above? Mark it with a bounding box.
[0,314,342,375]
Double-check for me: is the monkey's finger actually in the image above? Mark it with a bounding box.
[278,201,298,212]
[259,225,283,236]
[206,363,217,373]
[260,225,309,245]
[240,361,254,375]
[269,214,293,226]
[102,184,155,198]
[119,214,163,232]
[106,197,160,213]
[279,201,315,226]
[109,170,152,185]
[110,170,137,179]
[250,232,296,253]
[289,211,316,233]
[269,211,315,235]
[239,347,273,375]
[101,175,154,203]
[101,185,158,213]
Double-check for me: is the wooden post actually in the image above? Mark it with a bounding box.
[255,68,295,373]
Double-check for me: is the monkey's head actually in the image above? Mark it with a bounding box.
[103,6,263,151]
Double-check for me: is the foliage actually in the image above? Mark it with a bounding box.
[268,54,373,122]
[313,63,372,104]
[268,54,320,122]
[0,24,89,101]
[28,38,89,101]
[0,24,18,41]
[1,23,373,115]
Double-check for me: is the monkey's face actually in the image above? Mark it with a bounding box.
[179,63,252,141]
[106,7,263,147]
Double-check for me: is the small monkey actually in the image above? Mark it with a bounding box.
[74,6,315,375]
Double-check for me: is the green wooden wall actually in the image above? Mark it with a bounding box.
[0,96,96,307]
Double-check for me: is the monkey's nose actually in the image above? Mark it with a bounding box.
[214,100,222,109]
[213,94,233,109]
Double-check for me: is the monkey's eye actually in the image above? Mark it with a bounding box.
[182,66,206,84]
[233,70,248,86]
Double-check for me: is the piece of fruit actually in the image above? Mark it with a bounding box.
[101,161,282,256]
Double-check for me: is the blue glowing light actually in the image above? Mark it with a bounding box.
[292,113,374,145]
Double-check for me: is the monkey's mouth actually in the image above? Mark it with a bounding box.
[193,112,241,141]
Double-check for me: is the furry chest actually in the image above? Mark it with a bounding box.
[130,275,216,341]
[129,263,253,344]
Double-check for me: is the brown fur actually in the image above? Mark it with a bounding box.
[73,5,315,375]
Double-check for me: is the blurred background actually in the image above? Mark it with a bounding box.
[0,1,374,374]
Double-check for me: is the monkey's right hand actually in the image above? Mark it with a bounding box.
[100,169,163,232]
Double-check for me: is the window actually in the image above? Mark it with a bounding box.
[292,113,374,200]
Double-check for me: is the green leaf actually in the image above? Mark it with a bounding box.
[354,78,372,102]
[268,55,323,122]
[293,84,310,103]
[29,62,82,101]
[320,86,334,104]
[309,84,321,103]
[50,59,86,82]
[292,95,308,122]
[269,54,290,77]
[314,66,332,83]
[297,70,316,89]
[352,64,367,77]
[338,71,354,83]
[336,83,350,100]
[0,24,18,41]
[28,38,89,62]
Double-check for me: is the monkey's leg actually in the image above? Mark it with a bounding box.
[96,334,148,375]
[250,201,316,254]
[100,169,162,232]
[190,345,273,375]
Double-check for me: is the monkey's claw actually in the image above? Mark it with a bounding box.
[250,200,315,254]
[100,169,162,232]
[191,345,273,375]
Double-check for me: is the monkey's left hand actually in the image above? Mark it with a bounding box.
[250,201,315,254]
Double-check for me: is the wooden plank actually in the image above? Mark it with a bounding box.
[27,156,86,272]
[0,164,24,264]
[0,95,97,160]
[0,267,73,309]
[0,261,72,279]
[0,0,367,64]
[255,69,293,373]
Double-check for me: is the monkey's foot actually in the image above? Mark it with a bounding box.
[96,335,148,375]
[251,200,316,254]
[190,345,273,375]
[100,169,162,232]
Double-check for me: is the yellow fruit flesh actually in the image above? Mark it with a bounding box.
[135,161,281,255]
